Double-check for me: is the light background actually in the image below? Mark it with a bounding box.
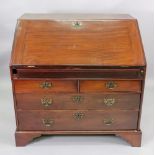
[0,0,154,155]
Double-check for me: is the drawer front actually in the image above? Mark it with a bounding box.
[80,80,141,92]
[17,110,138,131]
[14,80,77,93]
[16,93,140,110]
[15,68,142,79]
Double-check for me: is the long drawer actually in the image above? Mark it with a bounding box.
[16,93,140,110]
[17,110,138,131]
[15,68,143,79]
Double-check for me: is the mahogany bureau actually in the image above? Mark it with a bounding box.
[10,14,146,146]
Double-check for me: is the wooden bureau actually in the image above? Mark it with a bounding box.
[10,14,146,146]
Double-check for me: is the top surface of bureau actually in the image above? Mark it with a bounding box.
[10,13,146,68]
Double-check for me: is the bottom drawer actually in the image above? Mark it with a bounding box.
[17,110,138,131]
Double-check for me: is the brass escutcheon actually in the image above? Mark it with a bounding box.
[105,81,117,89]
[72,21,82,29]
[73,112,85,120]
[41,97,52,107]
[104,98,115,106]
[72,95,83,104]
[103,118,114,125]
[42,118,54,127]
[40,81,52,89]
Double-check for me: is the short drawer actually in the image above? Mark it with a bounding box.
[80,80,141,92]
[16,93,140,110]
[14,80,77,93]
[17,110,138,131]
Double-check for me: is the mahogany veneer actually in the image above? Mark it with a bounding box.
[10,14,146,146]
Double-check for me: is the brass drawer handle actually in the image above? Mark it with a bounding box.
[104,98,115,106]
[41,97,52,107]
[72,95,83,104]
[72,21,82,29]
[42,118,54,127]
[105,81,117,89]
[73,112,85,120]
[140,69,144,75]
[40,82,52,89]
[103,118,114,125]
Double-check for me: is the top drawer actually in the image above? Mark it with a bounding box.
[14,80,77,93]
[12,68,143,79]
[80,80,141,92]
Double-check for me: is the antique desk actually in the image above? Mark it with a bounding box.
[10,14,146,146]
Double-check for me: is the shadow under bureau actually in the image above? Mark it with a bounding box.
[10,14,146,146]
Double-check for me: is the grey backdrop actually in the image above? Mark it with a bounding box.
[0,0,153,155]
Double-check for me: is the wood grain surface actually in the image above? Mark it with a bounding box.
[16,93,140,110]
[10,14,146,67]
[10,14,146,146]
[17,110,138,131]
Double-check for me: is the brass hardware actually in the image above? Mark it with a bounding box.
[73,112,85,120]
[103,118,114,125]
[105,81,117,89]
[40,82,52,89]
[41,97,52,107]
[72,95,83,103]
[27,65,36,68]
[104,98,115,106]
[72,21,82,29]
[140,69,144,75]
[42,118,54,127]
